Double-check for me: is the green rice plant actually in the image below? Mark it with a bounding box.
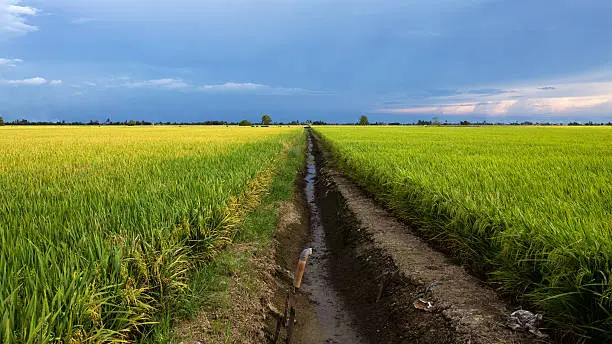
[0,126,304,343]
[314,126,612,341]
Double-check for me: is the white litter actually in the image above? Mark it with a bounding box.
[413,298,434,311]
[507,310,547,338]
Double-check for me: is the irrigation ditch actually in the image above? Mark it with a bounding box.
[267,130,545,344]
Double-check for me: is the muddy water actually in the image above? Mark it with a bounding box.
[301,134,366,344]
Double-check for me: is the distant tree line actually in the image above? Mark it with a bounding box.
[298,119,612,126]
[308,119,612,126]
[0,114,610,126]
[0,119,285,126]
[0,113,315,127]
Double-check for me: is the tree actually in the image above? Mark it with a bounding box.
[0,116,4,126]
[359,115,369,125]
[261,114,272,125]
[239,119,252,126]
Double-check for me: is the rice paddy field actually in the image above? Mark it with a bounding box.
[314,126,612,340]
[0,126,304,343]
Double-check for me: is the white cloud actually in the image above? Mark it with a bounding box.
[0,77,61,86]
[116,78,331,95]
[0,1,39,38]
[0,57,22,67]
[198,82,333,95]
[377,95,612,116]
[442,104,476,115]
[199,82,267,91]
[481,100,518,115]
[84,81,97,86]
[376,74,612,117]
[124,78,189,89]
[1,77,48,85]
[526,95,610,113]
[7,4,37,15]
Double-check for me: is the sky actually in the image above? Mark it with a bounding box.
[1,0,612,123]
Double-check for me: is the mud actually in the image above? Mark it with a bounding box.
[301,135,366,343]
[268,135,364,344]
[267,172,327,344]
[268,131,544,344]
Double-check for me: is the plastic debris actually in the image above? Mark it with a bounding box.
[507,310,547,338]
[413,298,434,311]
[294,248,313,288]
[299,247,313,260]
[425,280,441,293]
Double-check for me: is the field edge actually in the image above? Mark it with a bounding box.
[311,127,612,342]
[158,131,307,343]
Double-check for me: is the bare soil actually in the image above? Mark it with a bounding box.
[173,236,276,344]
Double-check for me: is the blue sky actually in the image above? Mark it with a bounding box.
[1,0,612,123]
